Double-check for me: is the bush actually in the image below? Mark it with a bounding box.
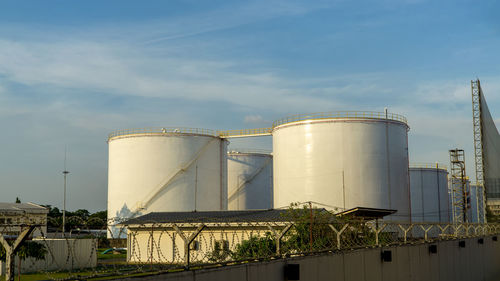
[207,240,231,262]
[231,232,276,260]
[0,241,47,261]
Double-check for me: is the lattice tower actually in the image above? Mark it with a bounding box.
[471,79,487,223]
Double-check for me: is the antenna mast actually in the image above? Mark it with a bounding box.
[62,147,70,237]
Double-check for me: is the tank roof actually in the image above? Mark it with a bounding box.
[409,163,448,171]
[108,127,217,141]
[272,111,408,128]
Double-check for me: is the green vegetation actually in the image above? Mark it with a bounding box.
[231,232,276,260]
[0,242,47,262]
[486,206,500,223]
[0,269,161,281]
[208,204,383,262]
[42,205,107,231]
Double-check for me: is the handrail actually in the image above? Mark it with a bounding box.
[108,111,408,140]
[217,128,272,138]
[108,127,217,140]
[227,149,272,155]
[410,163,448,171]
[272,111,408,128]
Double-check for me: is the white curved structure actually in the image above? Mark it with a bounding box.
[107,128,228,237]
[409,164,449,223]
[227,151,273,210]
[272,111,411,222]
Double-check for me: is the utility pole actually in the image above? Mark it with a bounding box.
[62,149,69,237]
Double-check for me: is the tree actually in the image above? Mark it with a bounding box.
[486,206,500,223]
[0,241,47,279]
[280,203,339,252]
[15,197,20,204]
[231,232,276,260]
[16,242,47,279]
[73,209,90,220]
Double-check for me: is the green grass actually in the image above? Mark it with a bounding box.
[1,268,189,281]
[1,269,155,281]
[1,271,95,281]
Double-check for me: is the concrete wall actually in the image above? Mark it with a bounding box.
[116,235,500,281]
[0,238,97,275]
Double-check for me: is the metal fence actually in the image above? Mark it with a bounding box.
[271,111,408,128]
[108,127,217,140]
[0,216,499,280]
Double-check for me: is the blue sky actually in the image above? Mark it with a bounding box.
[0,0,499,211]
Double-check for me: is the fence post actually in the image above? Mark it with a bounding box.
[397,224,413,243]
[267,224,293,256]
[328,224,348,250]
[0,226,36,281]
[173,224,205,268]
[370,223,387,246]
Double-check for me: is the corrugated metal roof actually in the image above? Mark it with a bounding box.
[0,202,48,214]
[122,209,291,225]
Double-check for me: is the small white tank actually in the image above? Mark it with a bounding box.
[227,150,273,210]
[272,111,411,222]
[409,164,449,223]
[107,128,228,237]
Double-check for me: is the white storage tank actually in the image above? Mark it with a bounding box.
[409,164,449,223]
[107,128,228,237]
[227,150,273,210]
[272,111,411,222]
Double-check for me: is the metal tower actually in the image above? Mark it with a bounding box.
[471,79,487,223]
[449,149,470,223]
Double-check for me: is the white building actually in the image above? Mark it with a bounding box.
[0,202,48,237]
[121,210,291,264]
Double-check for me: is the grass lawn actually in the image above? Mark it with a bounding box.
[1,269,161,281]
[1,268,185,281]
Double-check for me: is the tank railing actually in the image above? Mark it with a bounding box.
[108,127,217,140]
[2,217,499,280]
[227,148,272,155]
[410,163,448,171]
[108,111,407,140]
[272,111,408,128]
[216,128,272,138]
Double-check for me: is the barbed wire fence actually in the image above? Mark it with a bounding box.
[1,213,500,281]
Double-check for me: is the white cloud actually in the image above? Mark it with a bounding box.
[244,114,266,124]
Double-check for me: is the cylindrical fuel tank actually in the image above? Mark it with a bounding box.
[227,150,273,210]
[107,128,228,237]
[409,164,449,223]
[272,111,411,222]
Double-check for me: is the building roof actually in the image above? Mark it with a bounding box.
[122,209,292,225]
[336,207,397,219]
[0,202,49,215]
